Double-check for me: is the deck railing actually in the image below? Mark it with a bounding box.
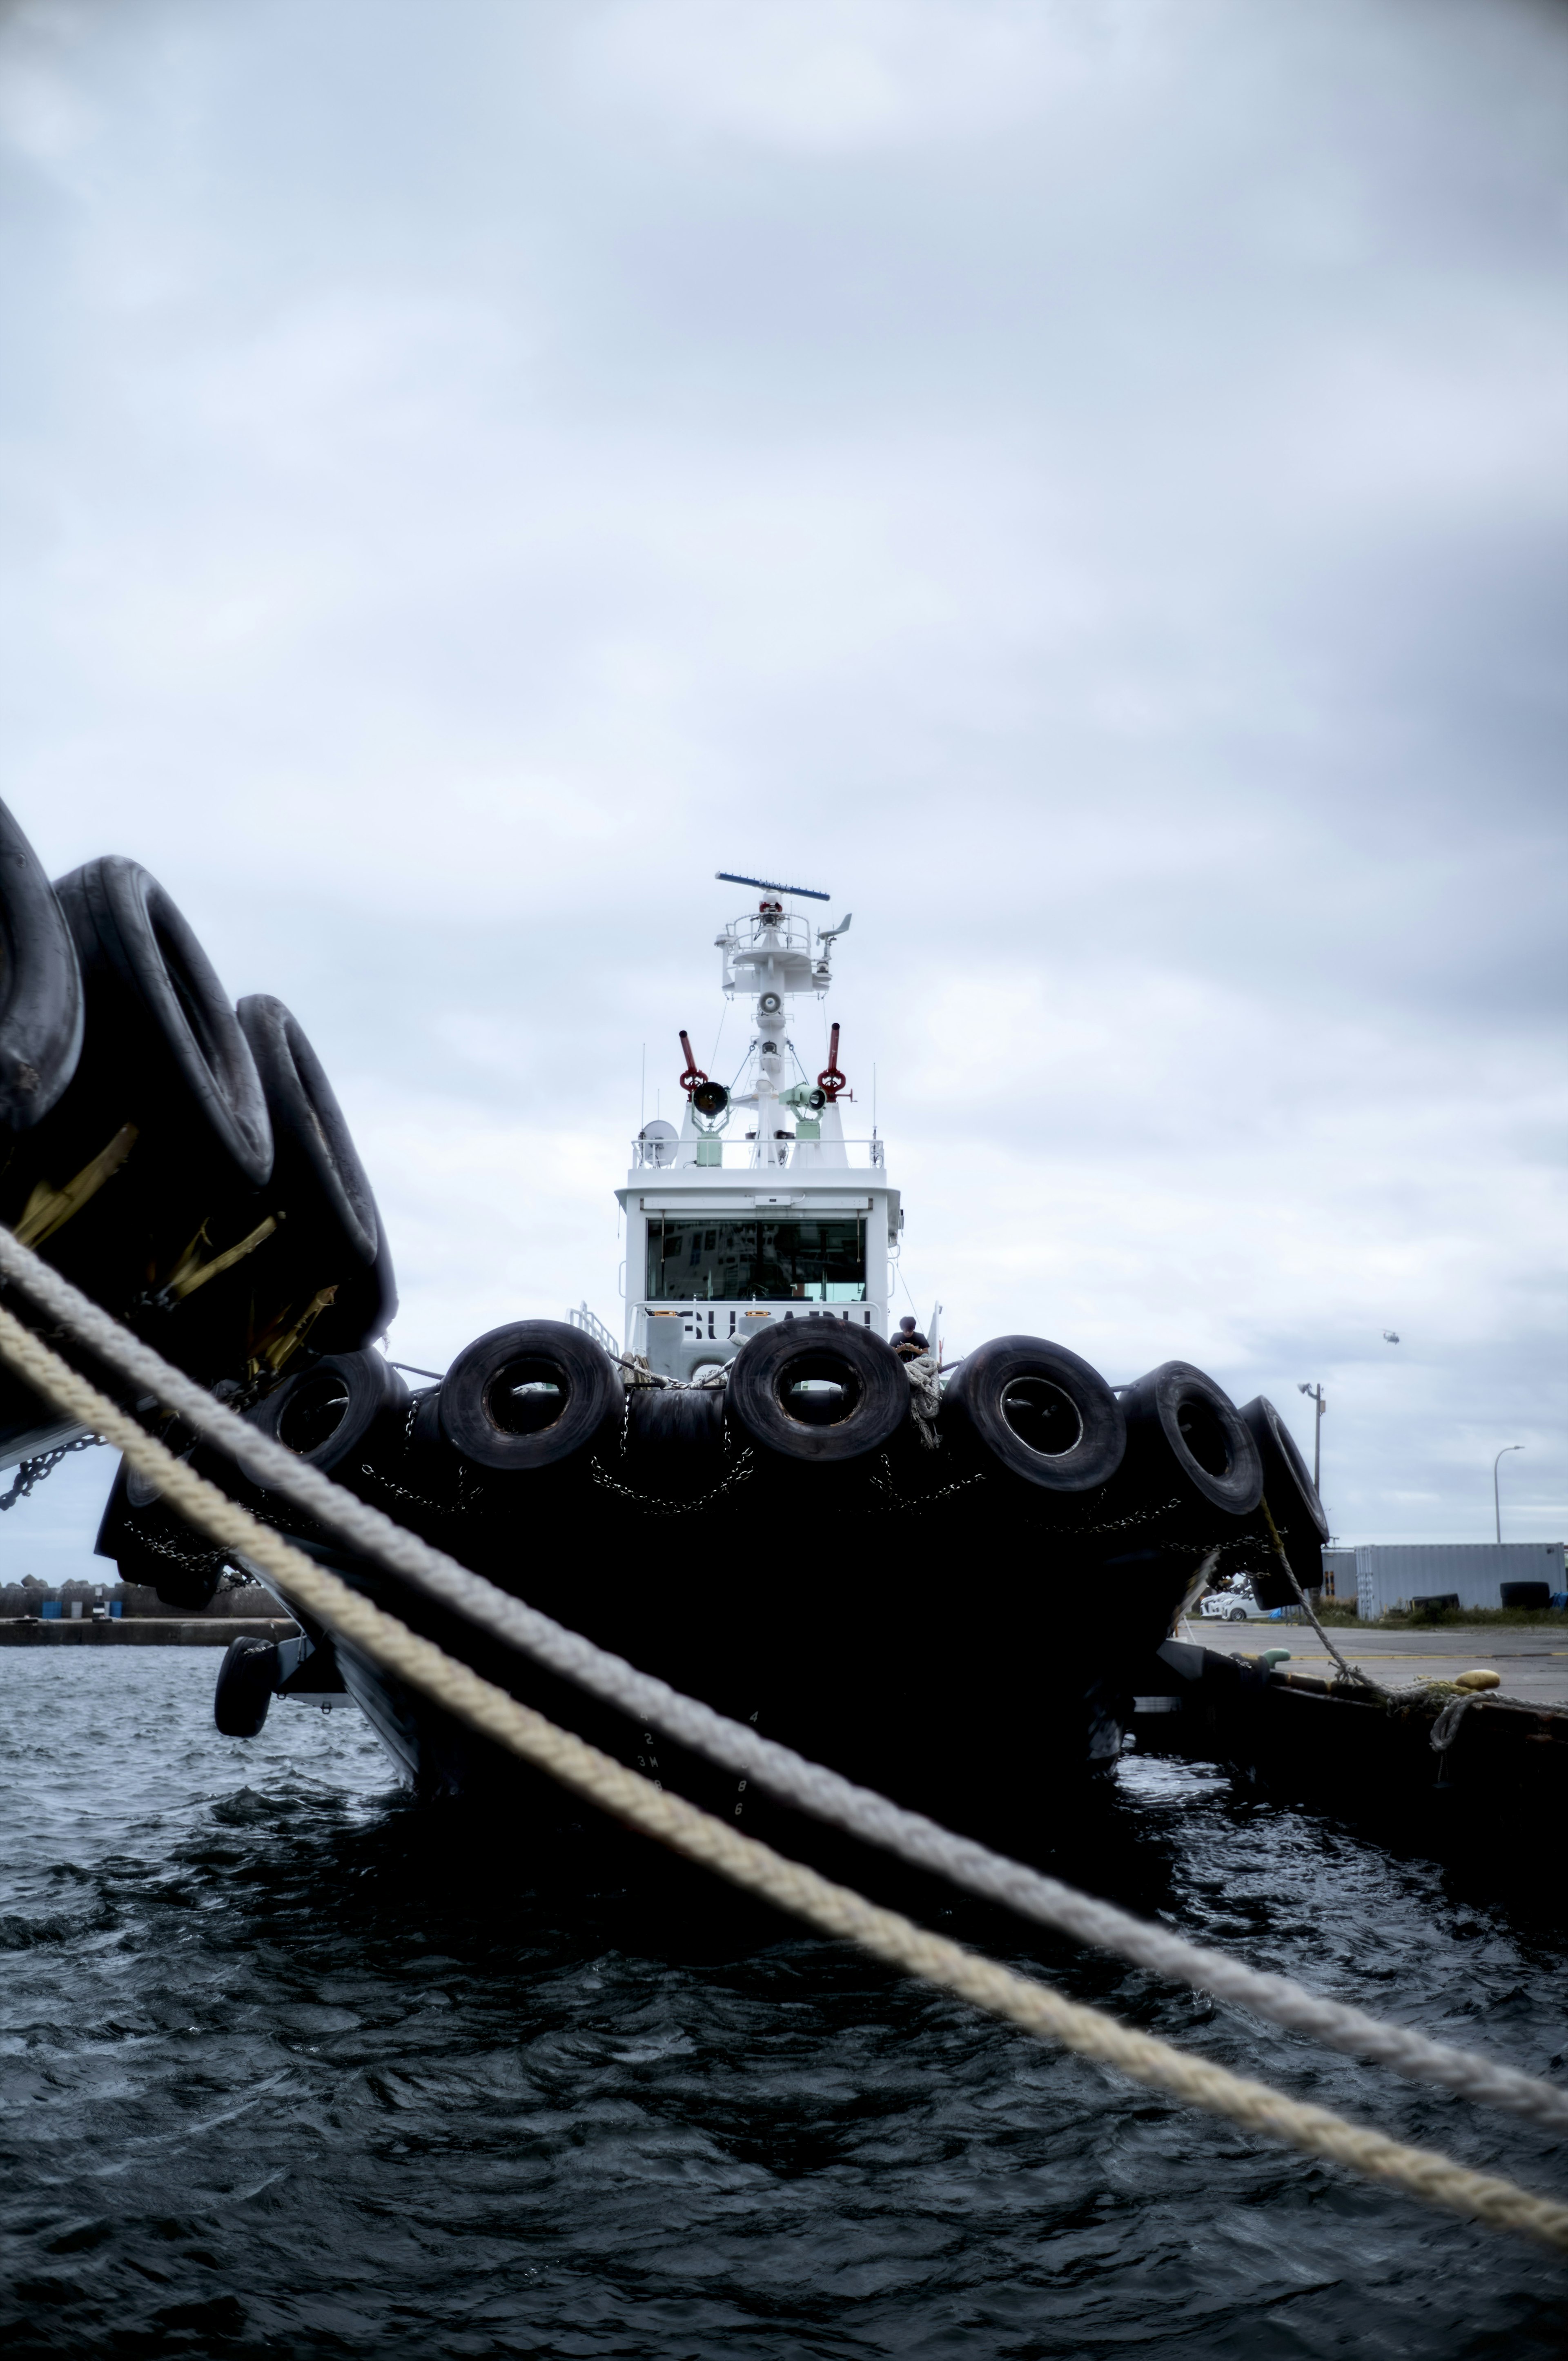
[630,1134,886,1172]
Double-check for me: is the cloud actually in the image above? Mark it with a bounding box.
[1,0,1566,1576]
[575,0,1140,153]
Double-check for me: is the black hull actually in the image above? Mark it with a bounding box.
[249,1459,1200,1882]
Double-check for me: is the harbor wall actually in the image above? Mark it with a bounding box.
[1354,1542,1566,1619]
[0,1575,268,1620]
[0,1575,294,1640]
[0,1617,300,1645]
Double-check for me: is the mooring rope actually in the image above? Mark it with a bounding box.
[0,1301,1566,2251]
[2,1222,1567,2146]
[1258,1499,1385,1693]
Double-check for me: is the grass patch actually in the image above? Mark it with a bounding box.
[1314,1604,1565,1631]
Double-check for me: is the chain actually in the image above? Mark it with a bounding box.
[590,1442,757,1517]
[0,1431,106,1512]
[122,1519,225,1575]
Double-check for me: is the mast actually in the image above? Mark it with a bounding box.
[614,880,900,1379]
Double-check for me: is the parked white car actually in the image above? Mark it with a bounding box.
[1201,1586,1261,1622]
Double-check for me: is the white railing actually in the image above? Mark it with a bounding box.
[718,909,816,955]
[567,1301,621,1354]
[630,1134,886,1172]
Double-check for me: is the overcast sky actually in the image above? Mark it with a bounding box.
[2,0,1566,1580]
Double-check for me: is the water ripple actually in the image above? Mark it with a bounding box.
[2,1653,1568,2357]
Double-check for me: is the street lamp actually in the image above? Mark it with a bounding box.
[1296,1383,1325,1494]
[1493,1445,1523,1544]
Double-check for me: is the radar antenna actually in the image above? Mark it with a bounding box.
[715,871,831,902]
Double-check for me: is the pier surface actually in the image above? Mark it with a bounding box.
[1194,1624,1568,1708]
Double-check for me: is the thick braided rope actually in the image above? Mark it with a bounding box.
[2,1232,1566,2138]
[3,1307,1567,2253]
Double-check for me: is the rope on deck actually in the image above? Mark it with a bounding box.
[2,1225,1568,2146]
[2,1306,1568,2248]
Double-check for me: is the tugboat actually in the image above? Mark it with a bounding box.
[0,804,1330,1862]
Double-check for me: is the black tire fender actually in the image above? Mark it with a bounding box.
[439,1320,622,1474]
[0,797,83,1133]
[1120,1361,1262,1519]
[243,1349,409,1479]
[940,1334,1125,1493]
[1238,1394,1327,1605]
[236,994,396,1352]
[725,1317,908,1464]
[621,1383,726,1497]
[94,1454,227,1608]
[214,1635,279,1737]
[55,856,272,1187]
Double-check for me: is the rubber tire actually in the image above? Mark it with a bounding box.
[238,996,378,1264]
[1120,1361,1263,1520]
[55,858,272,1187]
[1229,1608,1247,1621]
[725,1317,908,1465]
[0,796,83,1133]
[940,1334,1125,1494]
[439,1320,622,1474]
[151,1563,227,1613]
[243,1349,409,1479]
[235,994,396,1353]
[214,1636,279,1737]
[94,1456,227,1609]
[1238,1394,1327,1607]
[621,1383,726,1497]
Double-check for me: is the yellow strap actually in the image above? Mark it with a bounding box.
[165,1213,281,1303]
[254,1281,339,1375]
[14,1124,139,1249]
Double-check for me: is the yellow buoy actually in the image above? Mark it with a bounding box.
[1454,1668,1501,1692]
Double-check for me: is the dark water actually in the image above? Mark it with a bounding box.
[4,1655,1568,2359]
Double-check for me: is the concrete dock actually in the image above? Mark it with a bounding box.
[1194,1623,1568,1708]
[0,1617,301,1646]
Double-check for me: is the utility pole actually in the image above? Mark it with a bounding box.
[1494,1445,1523,1544]
[1296,1383,1326,1495]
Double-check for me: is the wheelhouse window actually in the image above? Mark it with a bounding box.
[645,1217,866,1302]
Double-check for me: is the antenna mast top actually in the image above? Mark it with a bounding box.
[715,871,831,903]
